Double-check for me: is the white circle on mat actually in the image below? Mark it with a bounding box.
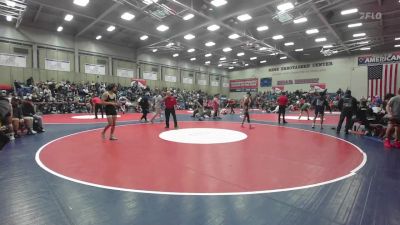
[285,116,321,121]
[71,115,121,119]
[159,128,247,144]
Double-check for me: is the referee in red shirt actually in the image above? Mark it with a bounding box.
[164,91,178,129]
[277,92,288,124]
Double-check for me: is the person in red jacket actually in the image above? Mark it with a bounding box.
[164,91,178,129]
[277,92,288,124]
[91,96,103,119]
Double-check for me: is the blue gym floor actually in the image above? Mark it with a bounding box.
[1,114,399,225]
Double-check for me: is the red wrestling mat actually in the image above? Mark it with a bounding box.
[36,122,365,195]
[249,113,340,125]
[43,111,193,124]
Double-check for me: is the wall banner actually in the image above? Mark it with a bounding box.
[0,53,26,68]
[230,78,258,92]
[260,77,272,87]
[358,52,400,66]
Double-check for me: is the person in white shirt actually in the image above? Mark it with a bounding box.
[150,90,164,123]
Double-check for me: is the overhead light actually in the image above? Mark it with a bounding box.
[323,45,333,48]
[272,35,284,40]
[333,50,338,54]
[143,0,158,5]
[218,64,222,67]
[293,17,307,24]
[190,58,196,61]
[245,64,249,67]
[223,47,232,52]
[205,61,211,64]
[306,29,319,34]
[357,41,369,45]
[270,52,278,55]
[205,41,215,47]
[353,33,366,37]
[277,2,294,11]
[156,24,169,32]
[284,42,294,46]
[360,47,370,51]
[341,8,358,15]
[315,37,327,42]
[280,56,287,60]
[348,23,362,28]
[140,35,148,40]
[232,62,237,64]
[210,0,227,7]
[6,0,16,7]
[152,49,158,52]
[395,37,400,41]
[173,53,179,57]
[220,57,226,61]
[121,12,135,21]
[207,24,220,31]
[259,47,267,51]
[250,57,257,60]
[73,0,89,7]
[64,14,74,21]
[57,26,63,32]
[260,60,267,64]
[205,53,212,57]
[237,14,252,22]
[395,44,400,48]
[257,26,269,31]
[107,25,115,32]
[184,34,195,40]
[96,35,102,40]
[295,48,303,52]
[229,66,234,69]
[229,34,240,39]
[187,48,195,53]
[166,42,174,47]
[183,13,194,21]
[237,52,245,56]
[6,15,12,22]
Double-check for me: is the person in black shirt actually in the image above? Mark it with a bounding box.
[139,92,150,122]
[336,90,358,134]
[241,92,252,128]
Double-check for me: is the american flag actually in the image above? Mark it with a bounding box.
[368,64,399,98]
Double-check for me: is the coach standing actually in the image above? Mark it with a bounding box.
[277,92,288,124]
[164,91,178,129]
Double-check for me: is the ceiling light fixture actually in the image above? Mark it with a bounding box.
[341,8,358,15]
[229,34,240,39]
[218,64,222,67]
[6,0,16,7]
[140,35,148,40]
[237,52,245,56]
[205,41,215,47]
[323,45,333,48]
[143,0,158,5]
[152,49,158,52]
[210,0,227,7]
[107,25,115,32]
[395,44,400,48]
[184,34,195,40]
[6,15,12,22]
[205,61,211,64]
[220,57,226,61]
[357,41,369,44]
[284,42,294,46]
[121,12,135,21]
[395,37,400,40]
[315,37,327,42]
[205,53,212,57]
[96,35,102,40]
[223,47,232,52]
[156,24,169,32]
[173,53,179,57]
[280,56,287,60]
[207,24,220,31]
[57,26,63,32]
[277,2,294,11]
[73,0,89,7]
[237,14,252,21]
[187,48,195,53]
[229,66,234,69]
[259,47,267,51]
[190,58,196,61]
[257,25,269,31]
[250,57,257,60]
[353,33,366,37]
[64,14,74,21]
[183,13,194,20]
[293,17,307,24]
[245,64,249,67]
[270,53,278,55]
[306,29,319,34]
[260,60,267,64]
[295,48,303,52]
[360,47,370,50]
[348,22,362,28]
[272,35,284,40]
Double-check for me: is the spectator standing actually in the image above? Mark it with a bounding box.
[336,90,358,134]
[277,92,288,124]
[384,88,400,148]
[92,95,103,119]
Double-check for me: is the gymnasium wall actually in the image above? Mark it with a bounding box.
[0,22,229,95]
[229,54,399,99]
